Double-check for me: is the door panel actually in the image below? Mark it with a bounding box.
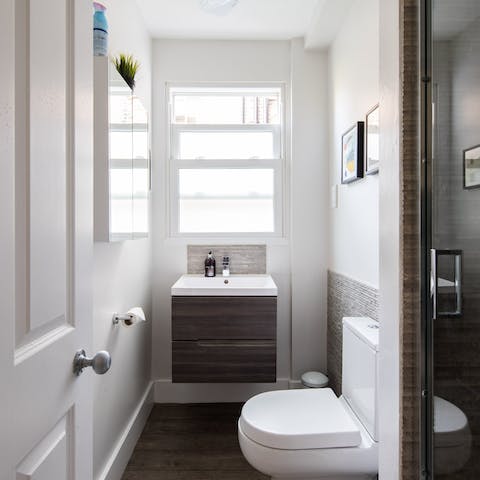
[426,1,480,477]
[17,413,72,480]
[16,0,71,346]
[0,0,93,479]
[28,0,68,333]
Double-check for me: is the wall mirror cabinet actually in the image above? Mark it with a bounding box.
[94,56,150,242]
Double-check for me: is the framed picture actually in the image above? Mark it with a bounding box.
[341,122,364,184]
[464,145,480,189]
[365,104,379,175]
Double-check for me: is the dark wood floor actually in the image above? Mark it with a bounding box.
[122,403,269,480]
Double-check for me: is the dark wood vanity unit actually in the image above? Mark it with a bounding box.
[172,296,277,383]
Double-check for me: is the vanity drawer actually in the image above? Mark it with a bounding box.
[172,340,276,383]
[172,296,276,341]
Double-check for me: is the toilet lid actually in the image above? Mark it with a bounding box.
[239,388,361,450]
[434,396,470,448]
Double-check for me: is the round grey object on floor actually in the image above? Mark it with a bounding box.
[301,371,329,388]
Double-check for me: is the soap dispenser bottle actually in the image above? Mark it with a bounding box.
[204,251,216,277]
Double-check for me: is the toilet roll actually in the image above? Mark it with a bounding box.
[123,307,146,326]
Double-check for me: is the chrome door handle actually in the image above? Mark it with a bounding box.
[430,249,462,319]
[430,249,437,319]
[73,349,111,376]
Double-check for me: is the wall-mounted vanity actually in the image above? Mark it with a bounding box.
[94,56,150,242]
[171,275,278,383]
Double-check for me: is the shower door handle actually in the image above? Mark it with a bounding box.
[430,249,462,319]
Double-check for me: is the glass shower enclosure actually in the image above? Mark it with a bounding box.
[422,0,480,478]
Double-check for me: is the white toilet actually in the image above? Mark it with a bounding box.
[238,317,379,480]
[434,395,471,475]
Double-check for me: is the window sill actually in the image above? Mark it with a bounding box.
[163,235,289,247]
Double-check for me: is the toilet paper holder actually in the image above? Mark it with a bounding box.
[112,307,146,326]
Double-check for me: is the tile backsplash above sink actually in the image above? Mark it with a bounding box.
[187,245,266,275]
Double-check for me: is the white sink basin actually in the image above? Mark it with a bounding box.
[171,274,278,297]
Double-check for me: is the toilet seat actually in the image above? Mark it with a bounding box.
[434,396,470,447]
[433,396,472,475]
[240,388,361,450]
[238,392,378,479]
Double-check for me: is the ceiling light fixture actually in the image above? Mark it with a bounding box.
[199,0,239,16]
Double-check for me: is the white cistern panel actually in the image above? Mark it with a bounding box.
[342,317,379,441]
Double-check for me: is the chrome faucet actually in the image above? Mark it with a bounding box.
[222,256,230,277]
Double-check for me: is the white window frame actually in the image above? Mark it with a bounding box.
[167,83,286,238]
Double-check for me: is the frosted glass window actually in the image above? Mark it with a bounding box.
[111,199,133,235]
[110,90,132,124]
[110,168,132,196]
[110,167,133,235]
[178,131,276,160]
[133,166,149,235]
[133,197,148,234]
[173,92,280,125]
[133,132,148,158]
[178,169,274,233]
[110,130,132,160]
[168,84,284,236]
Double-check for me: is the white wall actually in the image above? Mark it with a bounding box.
[327,0,401,475]
[328,0,380,287]
[105,0,151,107]
[290,39,330,379]
[92,1,152,479]
[151,39,329,398]
[378,0,401,476]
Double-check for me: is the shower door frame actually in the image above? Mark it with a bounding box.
[420,0,434,478]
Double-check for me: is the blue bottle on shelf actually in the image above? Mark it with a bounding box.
[93,2,108,56]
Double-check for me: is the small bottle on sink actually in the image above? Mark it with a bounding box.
[204,251,216,277]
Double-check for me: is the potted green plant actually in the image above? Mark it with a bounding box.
[112,53,140,90]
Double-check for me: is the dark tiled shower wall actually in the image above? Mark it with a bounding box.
[431,13,480,479]
[327,270,379,395]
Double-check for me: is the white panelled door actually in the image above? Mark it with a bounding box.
[0,0,94,479]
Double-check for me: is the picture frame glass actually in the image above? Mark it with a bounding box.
[342,125,359,183]
[464,145,480,189]
[366,105,379,174]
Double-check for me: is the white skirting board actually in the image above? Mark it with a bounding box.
[154,378,292,403]
[97,381,154,480]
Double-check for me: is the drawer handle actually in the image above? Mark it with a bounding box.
[197,341,273,348]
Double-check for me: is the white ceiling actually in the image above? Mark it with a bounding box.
[135,0,353,48]
[305,0,355,50]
